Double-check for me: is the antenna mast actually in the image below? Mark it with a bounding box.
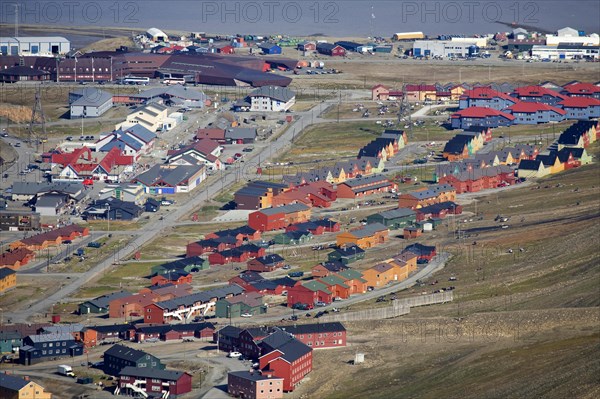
[29,87,47,149]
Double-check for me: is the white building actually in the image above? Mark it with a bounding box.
[451,37,488,47]
[413,40,479,58]
[545,27,599,46]
[248,86,296,112]
[0,36,70,56]
[146,28,168,42]
[531,44,599,60]
[69,88,113,118]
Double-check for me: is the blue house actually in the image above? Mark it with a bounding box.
[259,43,282,55]
[558,97,600,119]
[0,331,22,353]
[511,85,567,106]
[451,107,515,129]
[505,102,567,124]
[459,87,519,110]
[19,333,84,365]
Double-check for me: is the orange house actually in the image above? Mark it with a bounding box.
[334,269,368,294]
[361,263,400,288]
[398,184,456,209]
[317,275,351,299]
[81,328,98,348]
[9,225,89,251]
[394,250,418,270]
[0,248,35,270]
[151,271,193,286]
[336,223,389,249]
[403,226,422,239]
[385,257,417,281]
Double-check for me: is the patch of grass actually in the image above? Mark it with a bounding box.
[276,121,382,164]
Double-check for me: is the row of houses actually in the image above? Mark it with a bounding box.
[9,224,89,251]
[286,246,430,308]
[517,121,597,178]
[452,84,600,129]
[442,129,493,161]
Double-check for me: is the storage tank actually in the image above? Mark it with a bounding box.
[423,222,433,232]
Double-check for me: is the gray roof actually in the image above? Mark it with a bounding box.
[134,164,204,187]
[249,86,295,102]
[260,330,295,350]
[117,124,157,144]
[225,127,257,140]
[134,85,208,102]
[42,324,85,335]
[70,88,113,107]
[105,344,152,362]
[347,222,388,238]
[0,373,29,391]
[155,285,244,311]
[229,371,281,382]
[35,194,66,209]
[340,174,389,188]
[11,181,83,196]
[258,203,310,216]
[272,338,312,363]
[119,366,186,381]
[280,322,345,335]
[84,290,131,309]
[375,208,416,220]
[26,333,74,343]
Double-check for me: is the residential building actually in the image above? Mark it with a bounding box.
[511,85,567,105]
[0,331,22,353]
[116,367,192,397]
[248,203,311,231]
[287,281,333,308]
[506,102,566,124]
[459,87,520,110]
[78,290,131,314]
[403,243,437,262]
[258,333,312,392]
[404,84,437,102]
[0,374,52,399]
[118,103,169,132]
[0,247,35,270]
[134,323,215,343]
[248,86,296,112]
[9,224,89,251]
[225,127,257,144]
[132,164,206,194]
[311,261,349,278]
[451,107,515,129]
[69,87,113,118]
[151,256,208,276]
[327,245,365,264]
[99,184,146,205]
[151,271,193,286]
[0,268,16,293]
[366,208,417,229]
[247,254,286,272]
[558,97,600,119]
[228,371,284,399]
[103,344,164,376]
[397,184,457,209]
[235,181,289,210]
[82,197,143,221]
[19,333,84,365]
[282,322,347,349]
[336,175,396,198]
[336,223,389,249]
[215,292,266,318]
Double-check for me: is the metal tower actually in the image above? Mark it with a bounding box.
[28,86,47,147]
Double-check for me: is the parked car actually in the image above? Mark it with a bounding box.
[282,264,291,270]
[288,271,304,278]
[240,313,253,318]
[228,351,242,358]
[315,301,326,307]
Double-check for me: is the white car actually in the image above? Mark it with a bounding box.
[241,313,253,318]
[228,351,242,358]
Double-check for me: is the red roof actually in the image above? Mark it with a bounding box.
[562,82,600,95]
[460,87,519,103]
[371,84,388,90]
[195,128,225,140]
[405,84,436,92]
[513,85,567,99]
[507,101,566,115]
[98,147,134,172]
[51,147,93,166]
[451,107,515,120]
[558,97,600,108]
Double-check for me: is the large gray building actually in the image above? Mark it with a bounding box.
[413,40,479,58]
[0,36,70,56]
[69,87,114,118]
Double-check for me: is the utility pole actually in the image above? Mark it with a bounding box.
[29,86,47,149]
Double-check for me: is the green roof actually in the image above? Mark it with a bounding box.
[335,269,365,281]
[319,275,350,288]
[302,280,331,294]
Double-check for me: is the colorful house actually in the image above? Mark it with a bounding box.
[366,208,417,229]
[287,281,333,308]
[248,203,312,231]
[0,374,52,399]
[0,268,16,293]
[506,101,566,124]
[311,261,349,278]
[451,107,515,129]
[459,87,520,110]
[336,223,389,249]
[247,254,285,272]
[336,175,396,198]
[116,367,192,397]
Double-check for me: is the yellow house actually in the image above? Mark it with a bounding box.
[0,374,52,399]
[517,159,549,178]
[118,103,169,132]
[449,85,467,101]
[496,149,516,165]
[0,268,17,293]
[537,153,564,174]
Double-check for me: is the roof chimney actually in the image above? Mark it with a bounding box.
[23,376,30,381]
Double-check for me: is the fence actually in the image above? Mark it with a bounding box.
[321,291,453,323]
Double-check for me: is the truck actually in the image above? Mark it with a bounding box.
[58,364,75,377]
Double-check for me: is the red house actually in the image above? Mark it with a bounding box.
[247,254,285,272]
[403,243,436,262]
[259,333,313,392]
[248,203,311,231]
[186,239,235,257]
[150,271,193,286]
[0,247,35,270]
[286,281,333,308]
[204,226,261,242]
[281,322,347,349]
[415,202,462,222]
[218,45,235,54]
[229,271,264,290]
[208,245,266,265]
[117,367,192,397]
